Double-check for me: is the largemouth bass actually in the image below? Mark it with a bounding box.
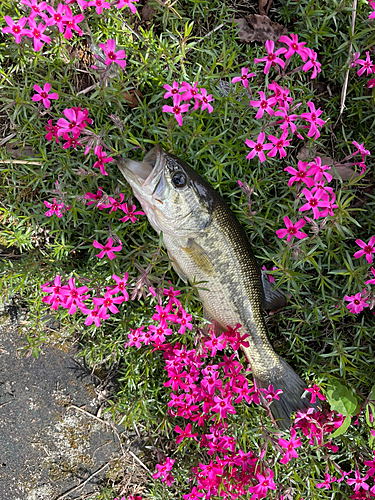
[117,145,316,428]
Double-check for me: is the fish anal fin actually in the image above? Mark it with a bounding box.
[181,239,215,277]
[261,272,287,311]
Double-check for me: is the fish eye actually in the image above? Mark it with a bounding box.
[172,171,187,188]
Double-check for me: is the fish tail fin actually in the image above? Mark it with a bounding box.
[255,357,320,430]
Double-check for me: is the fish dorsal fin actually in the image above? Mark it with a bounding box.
[261,272,287,310]
[168,251,188,283]
[181,238,216,277]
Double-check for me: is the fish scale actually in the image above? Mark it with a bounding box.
[117,145,318,428]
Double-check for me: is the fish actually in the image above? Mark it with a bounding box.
[117,145,317,428]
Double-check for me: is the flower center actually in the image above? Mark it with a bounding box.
[276,140,284,148]
[364,245,373,254]
[173,105,181,114]
[104,299,112,307]
[292,43,298,50]
[310,199,318,207]
[255,143,263,152]
[108,51,116,60]
[260,100,267,109]
[172,88,178,94]
[33,29,41,38]
[311,113,317,121]
[13,26,21,34]
[55,14,62,21]
[288,227,297,235]
[41,92,48,98]
[267,54,276,61]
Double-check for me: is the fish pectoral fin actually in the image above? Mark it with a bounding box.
[181,239,216,277]
[168,251,188,283]
[202,307,226,335]
[261,272,288,310]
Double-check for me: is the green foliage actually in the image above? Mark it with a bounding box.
[1,0,375,497]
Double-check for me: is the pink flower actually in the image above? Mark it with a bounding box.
[93,145,114,176]
[261,384,283,403]
[345,291,370,314]
[153,458,175,483]
[62,6,84,39]
[267,131,290,158]
[356,51,374,77]
[200,88,214,113]
[62,132,82,150]
[250,91,275,119]
[365,267,375,285]
[106,193,125,213]
[119,203,145,223]
[276,216,307,242]
[279,428,302,464]
[2,16,28,43]
[116,0,139,13]
[163,286,181,305]
[64,277,89,315]
[352,141,370,161]
[284,161,315,187]
[305,384,326,404]
[24,19,51,51]
[274,103,299,133]
[183,487,205,500]
[175,423,198,443]
[262,265,277,283]
[319,193,338,217]
[45,4,65,33]
[41,275,69,310]
[21,0,48,19]
[354,236,375,264]
[110,273,129,300]
[163,81,180,99]
[299,187,328,219]
[254,40,287,74]
[316,473,336,489]
[88,0,111,14]
[84,188,105,208]
[57,107,87,136]
[268,81,294,107]
[45,120,60,143]
[162,94,190,127]
[93,291,125,317]
[204,331,226,357]
[98,39,126,68]
[44,198,65,217]
[212,395,236,419]
[370,1,375,19]
[180,81,202,108]
[300,102,325,139]
[250,470,276,496]
[308,156,333,183]
[83,306,108,327]
[279,33,308,61]
[170,307,193,334]
[302,48,322,79]
[93,238,122,260]
[245,132,273,163]
[231,67,255,88]
[347,470,370,491]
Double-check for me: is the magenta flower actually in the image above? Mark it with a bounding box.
[347,470,370,491]
[116,0,139,13]
[200,88,214,113]
[163,286,181,305]
[153,458,175,484]
[284,161,314,187]
[268,81,294,107]
[44,198,66,218]
[183,487,205,500]
[316,473,336,489]
[299,187,328,219]
[119,203,145,223]
[98,39,126,68]
[83,306,108,327]
[370,1,375,19]
[345,291,370,314]
[300,102,325,139]
[64,277,89,315]
[260,384,283,403]
[262,265,277,283]
[250,91,275,119]
[365,267,375,285]
[41,275,69,311]
[279,428,302,464]
[162,94,190,127]
[276,216,307,242]
[274,103,299,134]
[45,120,60,143]
[110,273,129,300]
[93,145,114,176]
[57,107,87,136]
[212,395,236,419]
[305,384,326,404]
[93,291,125,318]
[21,0,48,19]
[352,141,370,161]
[354,236,375,264]
[164,368,187,390]
[2,16,28,43]
[254,40,286,74]
[180,81,202,108]
[319,193,338,217]
[24,19,51,51]
[62,6,84,40]
[88,0,111,14]
[62,132,82,150]
[45,4,65,33]
[106,193,125,213]
[250,470,276,496]
[204,331,226,357]
[279,33,308,61]
[175,423,198,444]
[163,81,180,99]
[231,67,255,88]
[93,238,122,260]
[267,131,290,158]
[245,132,273,163]
[302,48,322,79]
[84,188,105,208]
[356,52,374,77]
[308,156,333,183]
[170,307,193,334]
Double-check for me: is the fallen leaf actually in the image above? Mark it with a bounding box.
[123,89,143,108]
[297,143,317,161]
[234,15,287,45]
[328,165,360,181]
[259,0,273,16]
[6,142,36,159]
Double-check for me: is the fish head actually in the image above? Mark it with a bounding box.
[117,145,214,237]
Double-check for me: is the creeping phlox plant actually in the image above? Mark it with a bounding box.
[2,0,375,497]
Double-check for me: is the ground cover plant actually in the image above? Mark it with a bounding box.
[1,0,375,498]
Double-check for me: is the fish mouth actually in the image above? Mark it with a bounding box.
[117,145,165,195]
